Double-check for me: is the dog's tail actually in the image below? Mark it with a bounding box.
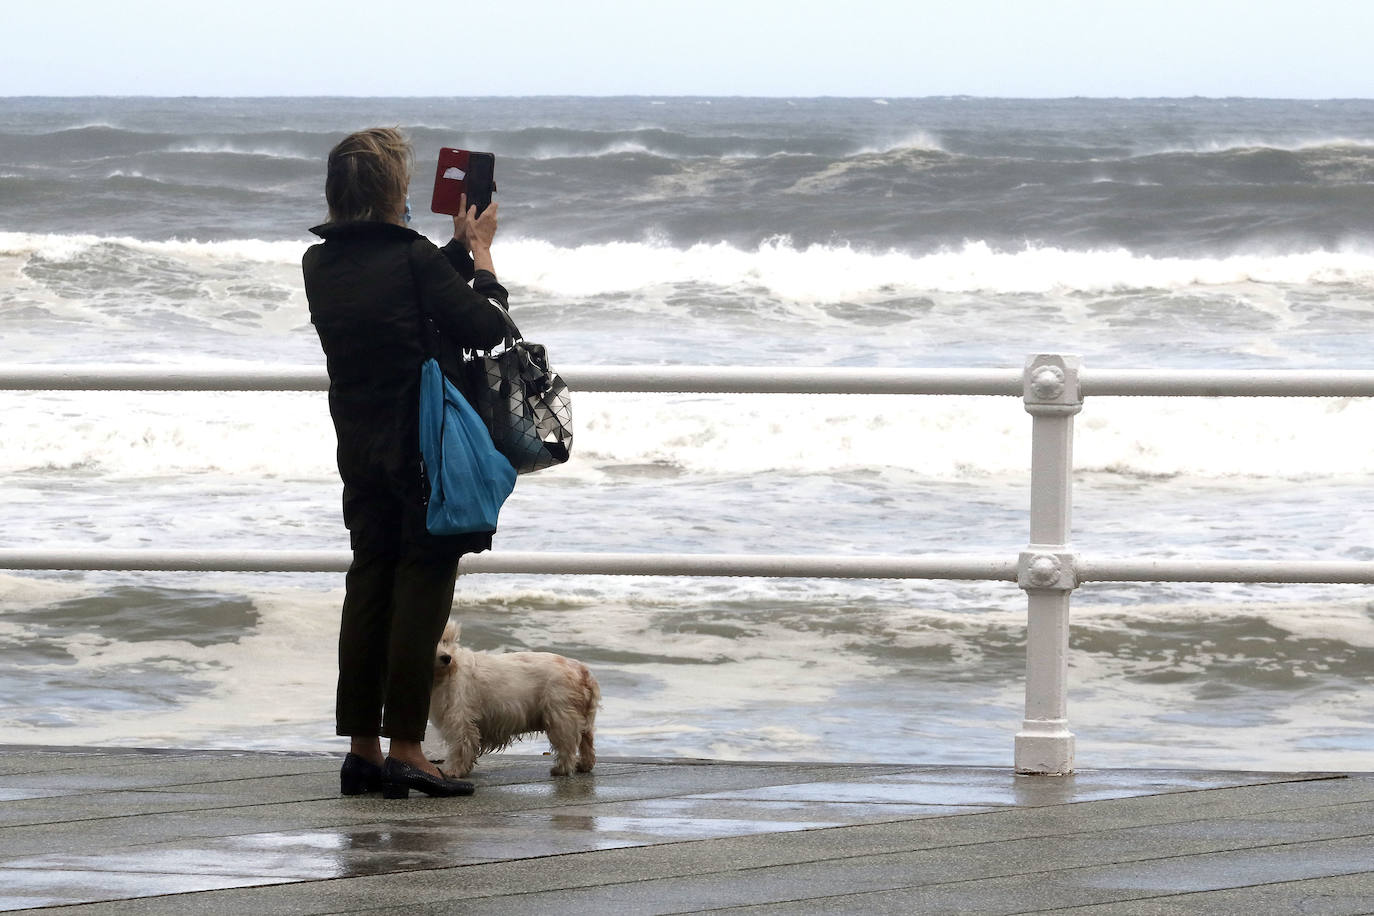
[577,665,600,772]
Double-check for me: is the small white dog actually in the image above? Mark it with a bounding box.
[429,620,600,777]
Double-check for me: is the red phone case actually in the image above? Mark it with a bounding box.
[430,148,471,215]
[430,148,495,216]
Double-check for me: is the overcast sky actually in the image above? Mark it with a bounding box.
[4,0,1372,98]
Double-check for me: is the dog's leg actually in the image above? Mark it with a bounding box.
[576,725,596,773]
[576,665,599,773]
[446,722,481,777]
[545,720,580,777]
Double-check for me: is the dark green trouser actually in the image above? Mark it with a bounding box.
[335,545,461,742]
[333,458,492,743]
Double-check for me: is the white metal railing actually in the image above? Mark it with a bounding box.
[5,357,1374,775]
[10,363,1374,396]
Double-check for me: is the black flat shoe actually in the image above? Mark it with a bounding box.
[340,752,385,795]
[381,757,476,799]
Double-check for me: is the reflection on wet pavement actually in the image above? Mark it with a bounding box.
[0,866,296,910]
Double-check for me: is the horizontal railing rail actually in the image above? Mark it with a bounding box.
[8,364,1374,396]
[2,548,1372,584]
[0,548,1018,579]
[5,357,1373,775]
[0,364,1021,395]
[1077,557,1374,584]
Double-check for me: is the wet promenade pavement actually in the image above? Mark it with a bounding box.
[1,746,1372,914]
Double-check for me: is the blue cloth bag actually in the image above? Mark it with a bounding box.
[418,358,516,535]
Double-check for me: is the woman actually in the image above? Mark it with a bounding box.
[303,127,507,798]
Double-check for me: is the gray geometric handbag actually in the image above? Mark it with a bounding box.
[462,306,573,475]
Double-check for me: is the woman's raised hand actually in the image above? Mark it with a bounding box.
[465,200,498,254]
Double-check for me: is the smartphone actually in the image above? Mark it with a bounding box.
[430,148,496,217]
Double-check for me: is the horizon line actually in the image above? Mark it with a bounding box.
[4,93,1373,103]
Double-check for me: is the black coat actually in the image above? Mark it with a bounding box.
[303,220,509,550]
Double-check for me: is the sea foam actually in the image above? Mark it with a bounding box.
[7,231,1374,303]
[503,238,1374,301]
[0,231,307,265]
[4,389,1372,481]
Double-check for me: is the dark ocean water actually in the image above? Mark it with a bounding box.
[2,97,1373,769]
[5,97,1374,251]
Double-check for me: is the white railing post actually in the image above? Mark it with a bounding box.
[1015,354,1082,775]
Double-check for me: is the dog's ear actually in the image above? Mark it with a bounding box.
[452,622,462,644]
[441,619,458,644]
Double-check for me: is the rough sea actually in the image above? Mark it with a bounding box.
[2,96,1374,770]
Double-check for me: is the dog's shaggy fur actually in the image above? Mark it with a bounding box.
[429,621,599,777]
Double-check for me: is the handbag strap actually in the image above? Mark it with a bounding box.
[407,241,444,361]
[489,302,522,352]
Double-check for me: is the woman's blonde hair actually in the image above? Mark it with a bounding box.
[325,127,413,223]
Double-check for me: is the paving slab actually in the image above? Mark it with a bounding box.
[0,745,1368,914]
[1046,872,1374,915]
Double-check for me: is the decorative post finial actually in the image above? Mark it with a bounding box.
[1023,354,1083,417]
